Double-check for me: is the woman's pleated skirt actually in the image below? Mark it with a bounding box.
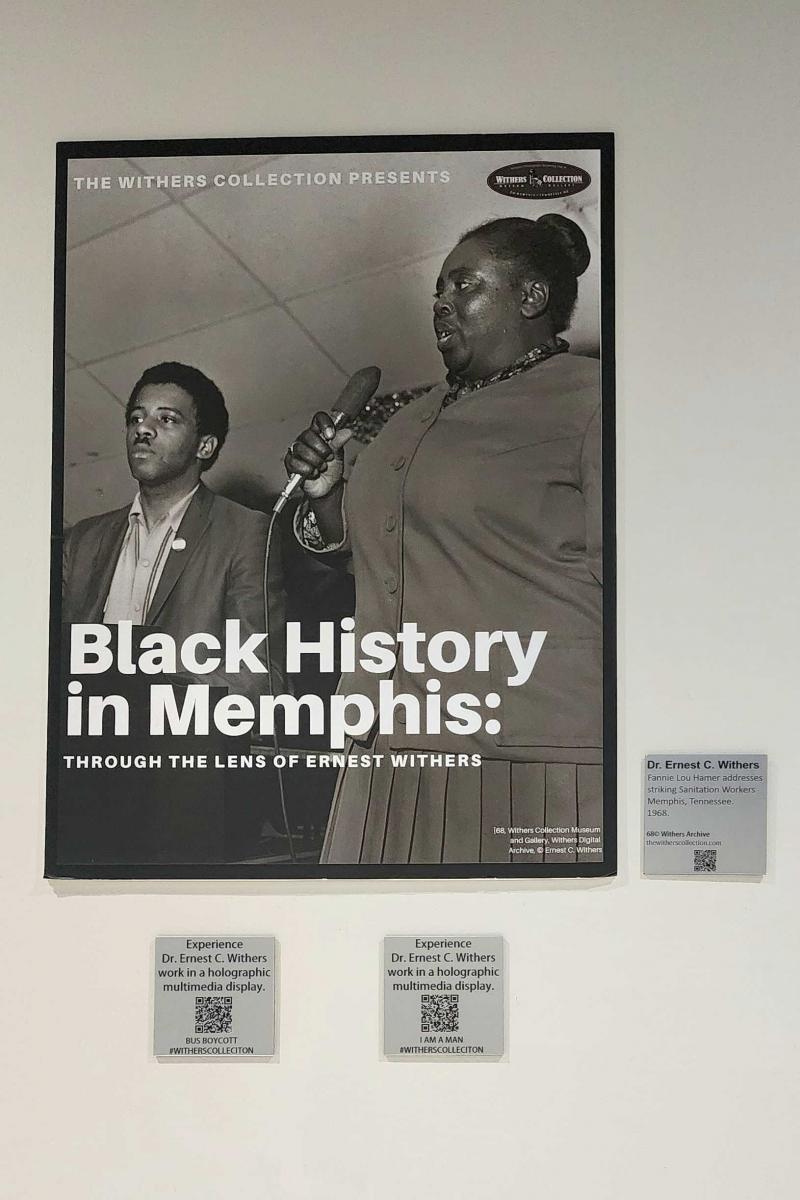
[320,743,604,866]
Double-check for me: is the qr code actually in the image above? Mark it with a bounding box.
[195,996,232,1034]
[421,994,459,1033]
[694,849,717,873]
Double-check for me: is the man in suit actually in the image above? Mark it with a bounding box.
[63,360,285,701]
[60,361,287,864]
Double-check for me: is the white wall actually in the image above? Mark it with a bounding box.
[2,2,799,1198]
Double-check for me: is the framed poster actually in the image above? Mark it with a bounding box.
[46,133,615,879]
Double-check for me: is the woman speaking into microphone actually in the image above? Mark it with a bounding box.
[285,214,604,866]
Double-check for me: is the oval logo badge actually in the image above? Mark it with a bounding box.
[487,161,591,200]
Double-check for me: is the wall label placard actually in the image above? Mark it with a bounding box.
[643,755,767,877]
[153,936,275,1058]
[383,936,504,1059]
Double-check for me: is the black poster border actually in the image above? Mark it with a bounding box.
[45,132,616,881]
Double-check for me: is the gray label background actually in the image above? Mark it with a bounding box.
[154,936,275,1058]
[643,755,767,876]
[383,936,504,1058]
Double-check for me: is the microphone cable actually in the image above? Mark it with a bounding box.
[259,365,381,866]
[262,505,296,864]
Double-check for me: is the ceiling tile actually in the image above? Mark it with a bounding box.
[206,407,378,503]
[66,157,172,249]
[184,151,451,301]
[206,413,309,501]
[63,370,126,468]
[88,306,346,433]
[131,155,282,198]
[287,256,452,393]
[65,204,270,364]
[183,148,601,302]
[63,453,135,527]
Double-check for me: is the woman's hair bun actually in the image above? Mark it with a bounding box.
[535,213,590,277]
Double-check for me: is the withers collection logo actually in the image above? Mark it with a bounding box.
[487,161,591,200]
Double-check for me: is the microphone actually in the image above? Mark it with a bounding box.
[273,365,382,514]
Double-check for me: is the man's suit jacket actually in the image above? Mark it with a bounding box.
[62,484,286,701]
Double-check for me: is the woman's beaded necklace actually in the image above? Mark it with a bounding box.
[443,337,569,406]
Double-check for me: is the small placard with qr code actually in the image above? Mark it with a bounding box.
[153,937,275,1058]
[643,754,767,877]
[383,936,505,1059]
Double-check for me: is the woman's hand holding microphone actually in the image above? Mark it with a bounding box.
[281,366,381,541]
[284,411,353,500]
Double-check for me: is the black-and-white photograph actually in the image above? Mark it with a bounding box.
[47,134,616,878]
